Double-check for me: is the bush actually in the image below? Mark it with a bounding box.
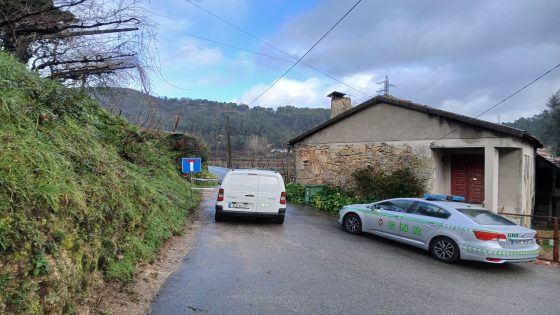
[286,183,305,204]
[309,188,372,214]
[352,166,425,200]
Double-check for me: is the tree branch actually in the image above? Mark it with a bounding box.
[50,64,136,80]
[35,53,137,70]
[0,0,86,27]
[39,27,138,40]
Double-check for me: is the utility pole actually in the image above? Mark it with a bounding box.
[225,116,232,168]
[376,75,396,96]
[172,110,181,132]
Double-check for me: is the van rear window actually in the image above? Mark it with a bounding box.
[227,174,259,192]
[457,209,516,225]
[259,176,279,192]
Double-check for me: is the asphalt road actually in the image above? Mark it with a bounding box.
[149,167,560,315]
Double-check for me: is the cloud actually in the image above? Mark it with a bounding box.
[236,77,325,107]
[145,0,560,122]
[261,0,560,121]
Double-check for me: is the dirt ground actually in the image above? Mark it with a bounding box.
[82,190,213,315]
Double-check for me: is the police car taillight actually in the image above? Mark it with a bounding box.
[473,230,506,241]
[280,192,286,205]
[217,188,224,202]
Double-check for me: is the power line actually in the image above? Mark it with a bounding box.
[184,0,371,98]
[159,37,318,78]
[247,0,364,105]
[162,29,294,63]
[162,28,373,96]
[430,61,560,145]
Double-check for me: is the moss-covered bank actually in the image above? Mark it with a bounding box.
[0,53,206,314]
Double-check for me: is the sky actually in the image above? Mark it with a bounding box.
[142,0,560,123]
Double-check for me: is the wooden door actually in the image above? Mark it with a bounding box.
[451,155,484,203]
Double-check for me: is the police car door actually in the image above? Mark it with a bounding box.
[400,202,449,246]
[367,200,413,236]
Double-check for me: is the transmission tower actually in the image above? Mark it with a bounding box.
[376,75,396,96]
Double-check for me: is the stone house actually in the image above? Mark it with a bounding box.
[287,92,542,217]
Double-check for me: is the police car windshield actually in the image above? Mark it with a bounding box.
[457,209,516,226]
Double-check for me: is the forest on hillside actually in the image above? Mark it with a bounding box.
[505,90,560,153]
[95,88,560,157]
[94,88,330,156]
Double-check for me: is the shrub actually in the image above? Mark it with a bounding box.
[309,187,372,214]
[286,183,305,204]
[352,166,425,200]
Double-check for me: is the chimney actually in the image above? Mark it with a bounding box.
[327,91,351,119]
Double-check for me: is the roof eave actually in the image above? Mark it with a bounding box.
[287,95,544,148]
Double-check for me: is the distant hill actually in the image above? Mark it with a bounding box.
[504,113,553,146]
[93,88,330,153]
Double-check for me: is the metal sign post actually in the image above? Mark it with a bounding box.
[181,158,220,195]
[182,158,201,198]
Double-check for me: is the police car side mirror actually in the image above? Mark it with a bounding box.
[218,180,222,185]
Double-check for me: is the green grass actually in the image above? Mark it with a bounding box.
[0,52,204,314]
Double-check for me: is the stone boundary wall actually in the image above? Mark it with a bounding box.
[294,143,431,191]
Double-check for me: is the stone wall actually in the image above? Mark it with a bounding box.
[294,143,431,191]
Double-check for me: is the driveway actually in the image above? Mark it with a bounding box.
[149,167,560,314]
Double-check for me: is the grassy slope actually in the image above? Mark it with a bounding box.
[0,53,203,314]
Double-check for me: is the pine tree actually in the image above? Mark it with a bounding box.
[546,90,560,154]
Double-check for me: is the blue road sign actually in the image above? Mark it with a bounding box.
[182,158,202,173]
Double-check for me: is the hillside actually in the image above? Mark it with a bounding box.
[0,53,207,313]
[505,112,554,148]
[93,88,330,152]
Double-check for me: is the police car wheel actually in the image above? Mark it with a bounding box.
[430,237,459,263]
[343,214,361,234]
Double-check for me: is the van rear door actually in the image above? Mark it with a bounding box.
[256,174,281,213]
[224,173,259,212]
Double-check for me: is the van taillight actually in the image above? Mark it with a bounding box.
[473,230,506,241]
[217,188,224,201]
[280,192,286,205]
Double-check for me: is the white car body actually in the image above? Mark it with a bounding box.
[339,196,540,263]
[215,169,286,223]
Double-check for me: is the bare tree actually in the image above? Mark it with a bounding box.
[0,0,154,88]
[246,135,271,168]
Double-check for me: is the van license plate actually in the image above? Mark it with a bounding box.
[511,239,532,246]
[230,202,250,209]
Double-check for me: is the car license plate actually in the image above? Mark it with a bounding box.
[229,202,250,209]
[511,239,532,246]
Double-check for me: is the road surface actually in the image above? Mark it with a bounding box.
[149,167,560,314]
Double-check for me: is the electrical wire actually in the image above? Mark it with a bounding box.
[247,0,364,105]
[430,62,560,145]
[184,0,371,98]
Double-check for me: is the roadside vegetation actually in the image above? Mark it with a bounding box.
[286,166,425,213]
[0,52,207,314]
[506,89,560,154]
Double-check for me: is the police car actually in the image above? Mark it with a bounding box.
[339,194,540,263]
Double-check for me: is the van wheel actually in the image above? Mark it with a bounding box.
[215,212,225,222]
[274,215,284,224]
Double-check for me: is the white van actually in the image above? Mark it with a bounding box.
[215,169,286,224]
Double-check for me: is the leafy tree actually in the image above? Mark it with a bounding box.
[505,89,560,152]
[546,90,560,154]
